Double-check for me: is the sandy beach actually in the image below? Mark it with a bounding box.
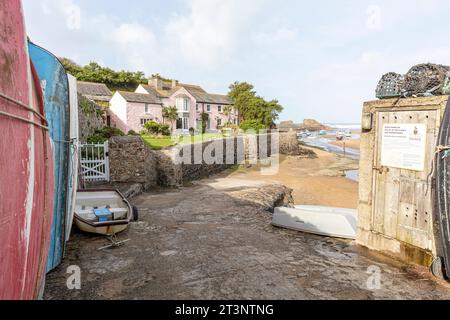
[226,147,359,208]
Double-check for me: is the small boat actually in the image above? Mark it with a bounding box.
[66,74,79,242]
[0,0,54,299]
[29,41,71,272]
[74,190,138,236]
[272,205,358,240]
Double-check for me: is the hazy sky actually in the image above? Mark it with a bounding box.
[22,0,450,123]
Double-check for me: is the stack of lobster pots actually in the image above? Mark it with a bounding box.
[376,63,450,99]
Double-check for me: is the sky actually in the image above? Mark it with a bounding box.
[22,0,450,123]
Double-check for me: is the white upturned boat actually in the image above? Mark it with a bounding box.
[66,74,79,242]
[272,205,358,240]
[74,190,137,236]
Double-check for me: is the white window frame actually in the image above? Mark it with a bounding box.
[145,104,150,114]
[218,105,222,113]
[177,98,189,112]
[183,116,189,130]
[207,105,211,112]
[141,118,153,127]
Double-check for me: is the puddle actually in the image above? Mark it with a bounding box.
[345,170,359,182]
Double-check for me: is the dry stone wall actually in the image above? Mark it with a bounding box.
[78,94,104,143]
[109,136,157,189]
[108,132,308,189]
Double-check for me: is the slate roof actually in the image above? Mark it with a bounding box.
[77,81,112,102]
[118,91,162,104]
[173,84,234,105]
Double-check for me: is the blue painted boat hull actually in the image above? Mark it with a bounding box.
[29,42,70,272]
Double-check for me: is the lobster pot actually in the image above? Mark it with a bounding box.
[442,73,450,95]
[376,72,404,99]
[402,63,450,97]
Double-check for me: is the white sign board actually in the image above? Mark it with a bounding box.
[381,124,427,171]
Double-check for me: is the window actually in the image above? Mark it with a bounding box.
[196,104,199,111]
[144,104,149,114]
[218,105,222,113]
[177,117,189,130]
[141,119,152,126]
[207,105,211,112]
[217,118,222,127]
[176,98,189,112]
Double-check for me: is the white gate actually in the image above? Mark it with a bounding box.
[79,142,110,182]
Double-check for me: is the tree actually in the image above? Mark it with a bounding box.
[223,105,233,125]
[228,81,283,128]
[60,58,147,91]
[162,106,178,133]
[201,112,209,134]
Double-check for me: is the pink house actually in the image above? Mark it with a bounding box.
[109,76,238,134]
[109,90,163,133]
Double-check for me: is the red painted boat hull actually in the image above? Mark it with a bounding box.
[0,0,54,300]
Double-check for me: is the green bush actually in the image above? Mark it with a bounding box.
[160,124,171,136]
[144,121,161,135]
[239,120,266,132]
[144,121,171,136]
[128,130,139,136]
[87,126,125,144]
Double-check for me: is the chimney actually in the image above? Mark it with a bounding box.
[148,76,163,90]
[171,79,179,89]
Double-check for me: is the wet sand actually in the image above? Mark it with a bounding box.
[226,147,359,208]
[330,139,361,151]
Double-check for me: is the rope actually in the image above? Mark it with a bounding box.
[0,110,49,130]
[0,91,48,125]
[436,145,450,158]
[426,145,450,196]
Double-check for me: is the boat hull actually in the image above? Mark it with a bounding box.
[66,75,79,241]
[0,0,54,299]
[29,42,70,273]
[435,98,450,277]
[273,206,358,240]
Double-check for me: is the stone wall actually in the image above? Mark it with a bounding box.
[109,136,157,189]
[78,94,104,143]
[108,132,312,190]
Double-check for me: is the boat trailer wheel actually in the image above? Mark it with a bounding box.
[430,257,447,280]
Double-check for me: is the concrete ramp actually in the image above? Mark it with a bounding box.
[272,206,357,240]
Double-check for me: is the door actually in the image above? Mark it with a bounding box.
[372,110,439,250]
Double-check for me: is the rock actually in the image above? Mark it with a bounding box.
[280,130,317,158]
[300,119,331,131]
[228,184,294,213]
